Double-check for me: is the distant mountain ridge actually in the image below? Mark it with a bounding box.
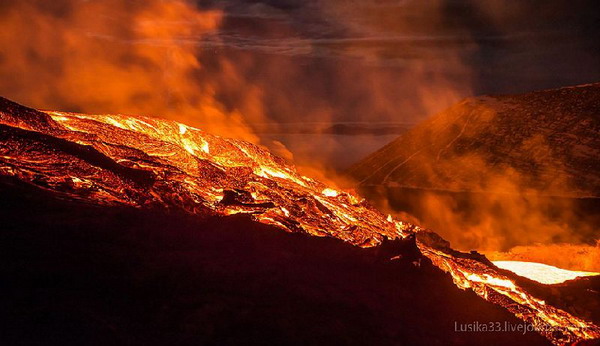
[348,83,600,197]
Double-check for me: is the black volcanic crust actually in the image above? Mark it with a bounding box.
[0,181,549,346]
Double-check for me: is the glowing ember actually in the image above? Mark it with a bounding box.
[493,261,600,285]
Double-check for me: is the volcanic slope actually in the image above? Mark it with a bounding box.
[348,83,600,197]
[0,96,599,345]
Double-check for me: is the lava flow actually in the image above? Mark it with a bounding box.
[0,96,599,344]
[493,261,600,285]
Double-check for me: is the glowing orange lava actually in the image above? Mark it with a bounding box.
[493,261,600,285]
[0,97,599,345]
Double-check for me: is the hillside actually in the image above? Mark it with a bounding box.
[348,83,600,197]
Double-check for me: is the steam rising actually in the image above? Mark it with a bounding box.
[0,0,263,142]
[353,86,600,267]
[0,0,475,169]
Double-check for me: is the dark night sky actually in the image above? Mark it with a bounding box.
[205,0,600,122]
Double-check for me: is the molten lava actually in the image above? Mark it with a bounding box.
[0,96,599,345]
[493,261,600,285]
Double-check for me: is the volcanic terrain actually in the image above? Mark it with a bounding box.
[0,96,599,345]
[348,83,600,197]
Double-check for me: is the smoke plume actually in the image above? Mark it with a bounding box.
[0,0,266,142]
